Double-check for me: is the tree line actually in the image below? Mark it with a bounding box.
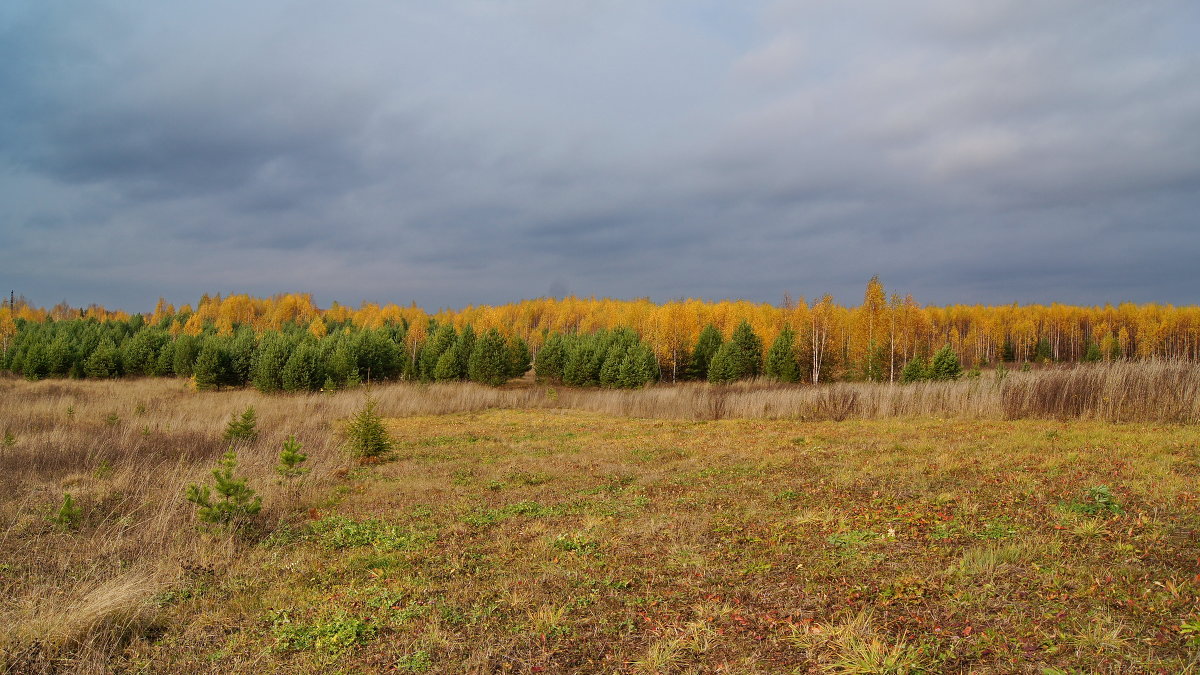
[3,277,1196,388]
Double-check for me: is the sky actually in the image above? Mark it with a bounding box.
[2,1,1199,313]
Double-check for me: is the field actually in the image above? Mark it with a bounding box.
[3,370,1200,673]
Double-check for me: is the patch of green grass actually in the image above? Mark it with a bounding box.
[307,515,434,551]
[1059,485,1123,516]
[270,610,378,655]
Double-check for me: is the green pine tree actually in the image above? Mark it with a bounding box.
[1082,341,1102,363]
[505,335,532,379]
[468,328,509,386]
[929,344,962,381]
[598,345,625,388]
[83,338,120,379]
[185,450,262,526]
[900,355,929,384]
[193,340,231,391]
[707,342,738,384]
[765,327,800,383]
[276,436,309,478]
[344,397,393,460]
[223,407,258,443]
[534,333,566,382]
[689,325,723,380]
[281,340,325,392]
[730,320,763,379]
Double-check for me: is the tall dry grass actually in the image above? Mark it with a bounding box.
[362,359,1200,423]
[0,378,355,673]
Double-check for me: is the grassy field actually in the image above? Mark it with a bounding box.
[3,375,1200,673]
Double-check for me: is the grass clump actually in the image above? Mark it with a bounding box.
[271,610,377,655]
[1061,485,1123,516]
[51,493,82,530]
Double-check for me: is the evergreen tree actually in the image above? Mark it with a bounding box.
[900,355,929,384]
[564,332,608,386]
[728,320,764,379]
[22,343,49,381]
[223,407,258,443]
[433,348,461,382]
[619,343,659,388]
[172,335,200,377]
[1033,338,1053,363]
[707,342,738,384]
[185,450,262,526]
[689,325,722,380]
[929,344,962,381]
[467,328,509,386]
[226,329,257,386]
[193,340,231,390]
[83,338,120,379]
[251,333,292,393]
[281,340,325,392]
[505,335,532,379]
[534,333,565,382]
[1083,341,1102,363]
[419,324,457,381]
[344,397,392,460]
[598,345,624,388]
[277,436,309,478]
[765,327,800,383]
[153,339,175,376]
[1000,338,1015,362]
[452,324,476,378]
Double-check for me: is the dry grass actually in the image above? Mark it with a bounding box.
[365,359,1200,423]
[2,368,1200,672]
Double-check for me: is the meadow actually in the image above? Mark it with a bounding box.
[2,364,1199,673]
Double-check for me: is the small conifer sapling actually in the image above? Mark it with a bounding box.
[277,435,309,479]
[223,407,258,443]
[344,398,393,461]
[185,450,262,527]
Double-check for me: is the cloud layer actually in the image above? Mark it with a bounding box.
[2,1,1198,311]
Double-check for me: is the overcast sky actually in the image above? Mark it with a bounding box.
[2,1,1198,313]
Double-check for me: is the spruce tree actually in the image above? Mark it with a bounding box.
[929,344,962,381]
[900,355,929,383]
[344,397,393,460]
[729,320,763,379]
[707,342,738,384]
[281,340,325,392]
[467,328,509,386]
[689,325,722,380]
[534,333,565,382]
[185,450,262,526]
[765,327,800,383]
[193,340,231,390]
[1083,341,1102,363]
[505,335,532,379]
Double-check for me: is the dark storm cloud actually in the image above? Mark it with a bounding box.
[1,0,1198,312]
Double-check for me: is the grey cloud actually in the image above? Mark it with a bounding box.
[1,1,1199,311]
